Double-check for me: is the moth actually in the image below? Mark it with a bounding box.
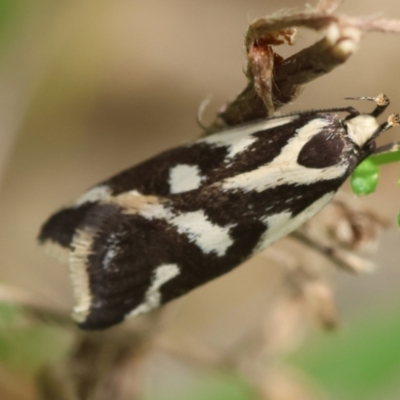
[39,94,399,330]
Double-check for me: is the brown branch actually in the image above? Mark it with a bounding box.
[38,326,155,400]
[290,231,374,273]
[207,7,400,132]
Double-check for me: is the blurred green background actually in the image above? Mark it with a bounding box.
[0,1,400,399]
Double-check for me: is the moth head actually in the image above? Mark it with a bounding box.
[344,94,400,154]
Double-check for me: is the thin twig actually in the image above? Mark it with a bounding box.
[0,283,73,326]
[290,230,357,274]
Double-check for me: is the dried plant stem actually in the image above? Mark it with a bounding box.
[38,328,153,400]
[207,6,400,132]
[0,282,72,326]
[290,231,365,273]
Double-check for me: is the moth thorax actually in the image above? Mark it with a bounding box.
[344,115,379,148]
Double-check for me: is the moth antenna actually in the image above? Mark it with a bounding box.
[345,93,390,118]
[370,113,400,142]
[370,114,400,140]
[297,106,360,118]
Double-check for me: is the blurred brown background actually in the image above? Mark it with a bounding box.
[0,1,400,398]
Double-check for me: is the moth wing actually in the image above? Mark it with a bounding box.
[64,193,183,329]
[38,139,228,255]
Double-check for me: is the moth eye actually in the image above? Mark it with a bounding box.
[297,131,344,169]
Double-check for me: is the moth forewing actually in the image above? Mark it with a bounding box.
[39,95,399,329]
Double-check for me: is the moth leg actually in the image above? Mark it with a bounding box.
[345,93,390,117]
[373,140,400,156]
[294,106,360,119]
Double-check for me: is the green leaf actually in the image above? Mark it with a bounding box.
[351,159,379,196]
[0,0,22,50]
[0,302,72,376]
[369,147,400,166]
[0,302,21,327]
[289,307,400,400]
[148,373,254,400]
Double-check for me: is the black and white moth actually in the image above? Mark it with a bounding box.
[39,94,399,330]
